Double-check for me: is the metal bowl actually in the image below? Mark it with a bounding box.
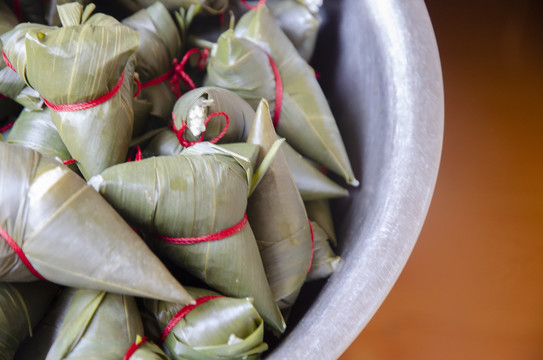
[267,0,444,358]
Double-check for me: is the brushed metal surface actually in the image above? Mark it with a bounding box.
[267,0,444,358]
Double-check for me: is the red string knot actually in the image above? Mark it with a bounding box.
[169,48,209,98]
[171,110,230,148]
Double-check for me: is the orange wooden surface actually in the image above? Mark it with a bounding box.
[340,1,543,359]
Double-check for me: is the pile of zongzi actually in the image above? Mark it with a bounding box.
[0,1,355,358]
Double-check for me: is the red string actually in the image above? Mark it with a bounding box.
[0,94,6,100]
[2,51,16,72]
[0,121,14,133]
[172,111,230,148]
[135,48,209,99]
[240,0,266,10]
[0,226,47,281]
[133,68,177,96]
[62,159,76,165]
[307,220,315,274]
[127,146,142,162]
[197,48,209,70]
[133,77,142,98]
[158,295,224,344]
[43,71,125,112]
[123,336,148,360]
[265,53,283,128]
[170,49,199,97]
[140,69,174,90]
[158,213,248,245]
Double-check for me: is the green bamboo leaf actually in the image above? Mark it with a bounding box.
[131,338,171,360]
[144,134,260,175]
[143,286,268,360]
[206,6,358,186]
[7,107,72,164]
[249,137,285,196]
[0,282,59,360]
[0,142,192,304]
[305,221,342,282]
[90,150,251,236]
[123,1,182,120]
[45,288,169,360]
[267,0,321,61]
[144,128,185,156]
[2,3,141,179]
[282,140,349,201]
[91,144,285,332]
[45,0,92,26]
[246,99,312,309]
[14,284,75,359]
[13,87,43,110]
[45,289,107,360]
[305,198,337,246]
[218,143,260,172]
[172,86,255,143]
[0,4,32,102]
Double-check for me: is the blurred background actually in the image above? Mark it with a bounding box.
[340,0,543,359]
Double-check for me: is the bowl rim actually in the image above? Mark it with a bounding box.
[267,0,444,358]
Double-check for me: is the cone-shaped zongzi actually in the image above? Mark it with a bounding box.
[267,0,322,61]
[1,3,140,179]
[206,6,358,186]
[246,99,312,309]
[123,1,182,120]
[90,142,285,333]
[172,86,255,143]
[45,288,169,360]
[143,286,268,360]
[0,142,192,304]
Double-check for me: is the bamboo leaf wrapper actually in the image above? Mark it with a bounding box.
[143,286,268,360]
[172,86,255,143]
[267,0,321,61]
[246,99,312,309]
[305,221,341,282]
[122,1,182,120]
[0,142,192,304]
[0,281,59,360]
[1,3,140,179]
[6,107,72,165]
[45,288,169,360]
[206,5,358,186]
[0,3,29,103]
[91,143,285,332]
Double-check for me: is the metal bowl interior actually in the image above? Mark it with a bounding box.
[267,0,444,358]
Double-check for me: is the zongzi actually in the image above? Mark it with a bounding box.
[0,142,192,304]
